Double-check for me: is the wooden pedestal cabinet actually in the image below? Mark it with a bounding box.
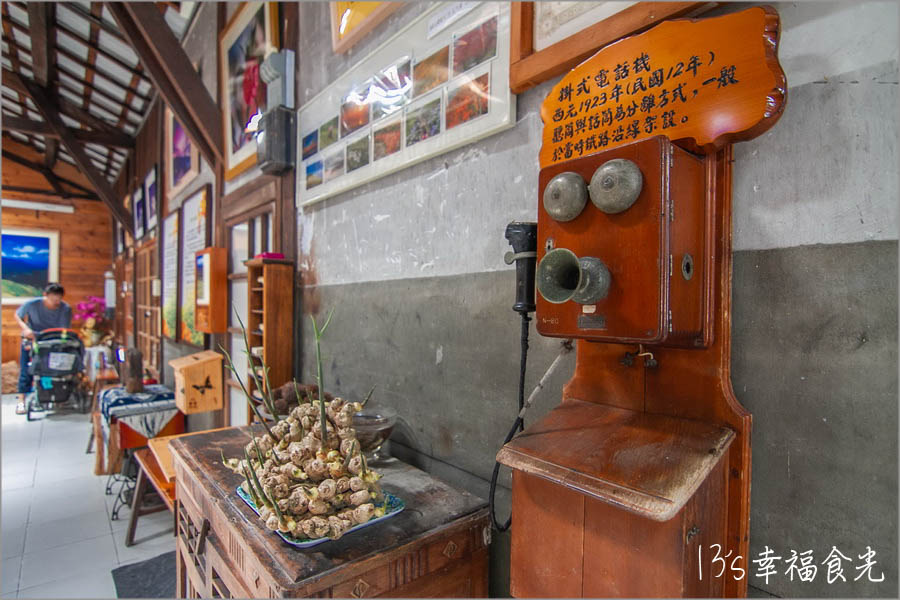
[171,427,490,598]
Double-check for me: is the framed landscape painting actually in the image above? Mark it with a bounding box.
[1,228,59,304]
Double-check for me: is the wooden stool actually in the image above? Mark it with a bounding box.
[125,448,176,547]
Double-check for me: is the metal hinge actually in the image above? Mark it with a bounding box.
[668,310,673,332]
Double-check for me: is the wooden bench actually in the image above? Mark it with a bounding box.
[125,448,176,547]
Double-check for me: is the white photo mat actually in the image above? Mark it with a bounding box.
[297,2,515,207]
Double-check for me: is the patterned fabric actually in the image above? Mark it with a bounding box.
[98,384,178,442]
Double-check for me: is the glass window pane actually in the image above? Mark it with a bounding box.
[229,387,247,426]
[265,214,272,252]
[230,222,249,274]
[253,217,263,256]
[230,279,248,327]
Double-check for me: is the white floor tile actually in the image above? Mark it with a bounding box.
[113,523,176,567]
[1,554,21,594]
[17,565,116,599]
[1,592,17,598]
[23,508,111,555]
[1,526,25,559]
[18,534,117,590]
[0,489,32,530]
[0,474,33,493]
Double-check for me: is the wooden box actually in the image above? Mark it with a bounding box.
[169,350,223,414]
[171,427,490,598]
[194,247,227,334]
[536,136,709,348]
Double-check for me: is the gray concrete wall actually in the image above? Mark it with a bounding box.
[293,2,898,597]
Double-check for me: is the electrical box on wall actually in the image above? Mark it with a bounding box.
[194,247,227,333]
[257,105,296,175]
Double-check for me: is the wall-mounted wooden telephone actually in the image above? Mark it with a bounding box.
[497,7,786,598]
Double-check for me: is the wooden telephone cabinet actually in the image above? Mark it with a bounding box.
[497,7,786,598]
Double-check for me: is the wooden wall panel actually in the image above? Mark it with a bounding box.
[1,200,113,361]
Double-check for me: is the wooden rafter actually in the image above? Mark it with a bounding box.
[107,1,222,168]
[2,148,96,197]
[51,43,152,104]
[7,70,132,230]
[26,3,51,86]
[2,114,134,150]
[1,185,98,200]
[53,19,150,86]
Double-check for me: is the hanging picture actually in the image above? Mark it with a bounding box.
[162,211,180,340]
[1,228,59,304]
[165,106,200,199]
[330,2,401,54]
[144,165,159,231]
[179,186,210,346]
[133,185,146,240]
[298,2,515,206]
[219,2,279,180]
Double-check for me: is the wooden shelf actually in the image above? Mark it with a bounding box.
[242,259,294,425]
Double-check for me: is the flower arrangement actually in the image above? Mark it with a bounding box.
[74,296,109,346]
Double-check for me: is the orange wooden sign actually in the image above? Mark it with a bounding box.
[539,7,786,168]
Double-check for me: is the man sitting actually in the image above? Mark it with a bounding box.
[14,283,72,415]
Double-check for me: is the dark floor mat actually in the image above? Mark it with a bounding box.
[111,550,176,598]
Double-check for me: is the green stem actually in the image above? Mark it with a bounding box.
[219,343,276,442]
[361,385,376,407]
[311,310,334,445]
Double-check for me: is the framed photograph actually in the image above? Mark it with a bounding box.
[319,116,339,150]
[219,2,279,180]
[144,165,159,231]
[306,160,324,188]
[452,15,497,77]
[330,1,402,54]
[165,106,200,199]
[340,81,372,137]
[322,150,345,183]
[161,210,181,340]
[413,45,449,98]
[405,95,441,147]
[179,186,211,347]
[371,58,411,121]
[298,2,515,206]
[373,119,402,161]
[446,70,490,130]
[302,129,319,160]
[346,133,370,173]
[1,228,59,304]
[133,185,146,240]
[509,2,711,94]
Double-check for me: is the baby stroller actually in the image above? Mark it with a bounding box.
[26,328,87,421]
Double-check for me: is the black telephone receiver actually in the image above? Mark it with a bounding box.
[504,222,537,314]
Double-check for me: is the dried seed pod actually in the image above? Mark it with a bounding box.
[306,458,328,481]
[308,516,330,538]
[328,515,352,539]
[287,491,309,514]
[327,461,345,479]
[340,438,357,457]
[349,476,366,492]
[308,498,329,515]
[347,456,362,475]
[277,498,290,513]
[337,427,357,440]
[334,411,354,428]
[336,477,351,493]
[349,490,370,506]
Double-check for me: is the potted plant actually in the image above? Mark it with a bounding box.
[74,296,110,346]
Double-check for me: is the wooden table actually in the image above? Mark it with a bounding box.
[149,427,232,483]
[170,426,490,598]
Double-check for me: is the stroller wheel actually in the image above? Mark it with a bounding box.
[26,395,35,421]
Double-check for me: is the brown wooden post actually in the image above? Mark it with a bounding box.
[124,348,144,394]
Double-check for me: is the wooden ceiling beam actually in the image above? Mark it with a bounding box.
[60,2,126,42]
[44,138,60,169]
[54,69,144,121]
[2,147,97,196]
[1,185,99,201]
[107,1,222,168]
[26,3,51,86]
[1,114,136,150]
[9,71,133,231]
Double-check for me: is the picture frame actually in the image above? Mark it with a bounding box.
[179,185,211,347]
[1,228,60,305]
[298,2,516,207]
[219,2,279,180]
[133,185,146,240]
[330,2,402,54]
[509,2,711,94]
[161,210,181,341]
[144,165,159,232]
[164,105,200,200]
